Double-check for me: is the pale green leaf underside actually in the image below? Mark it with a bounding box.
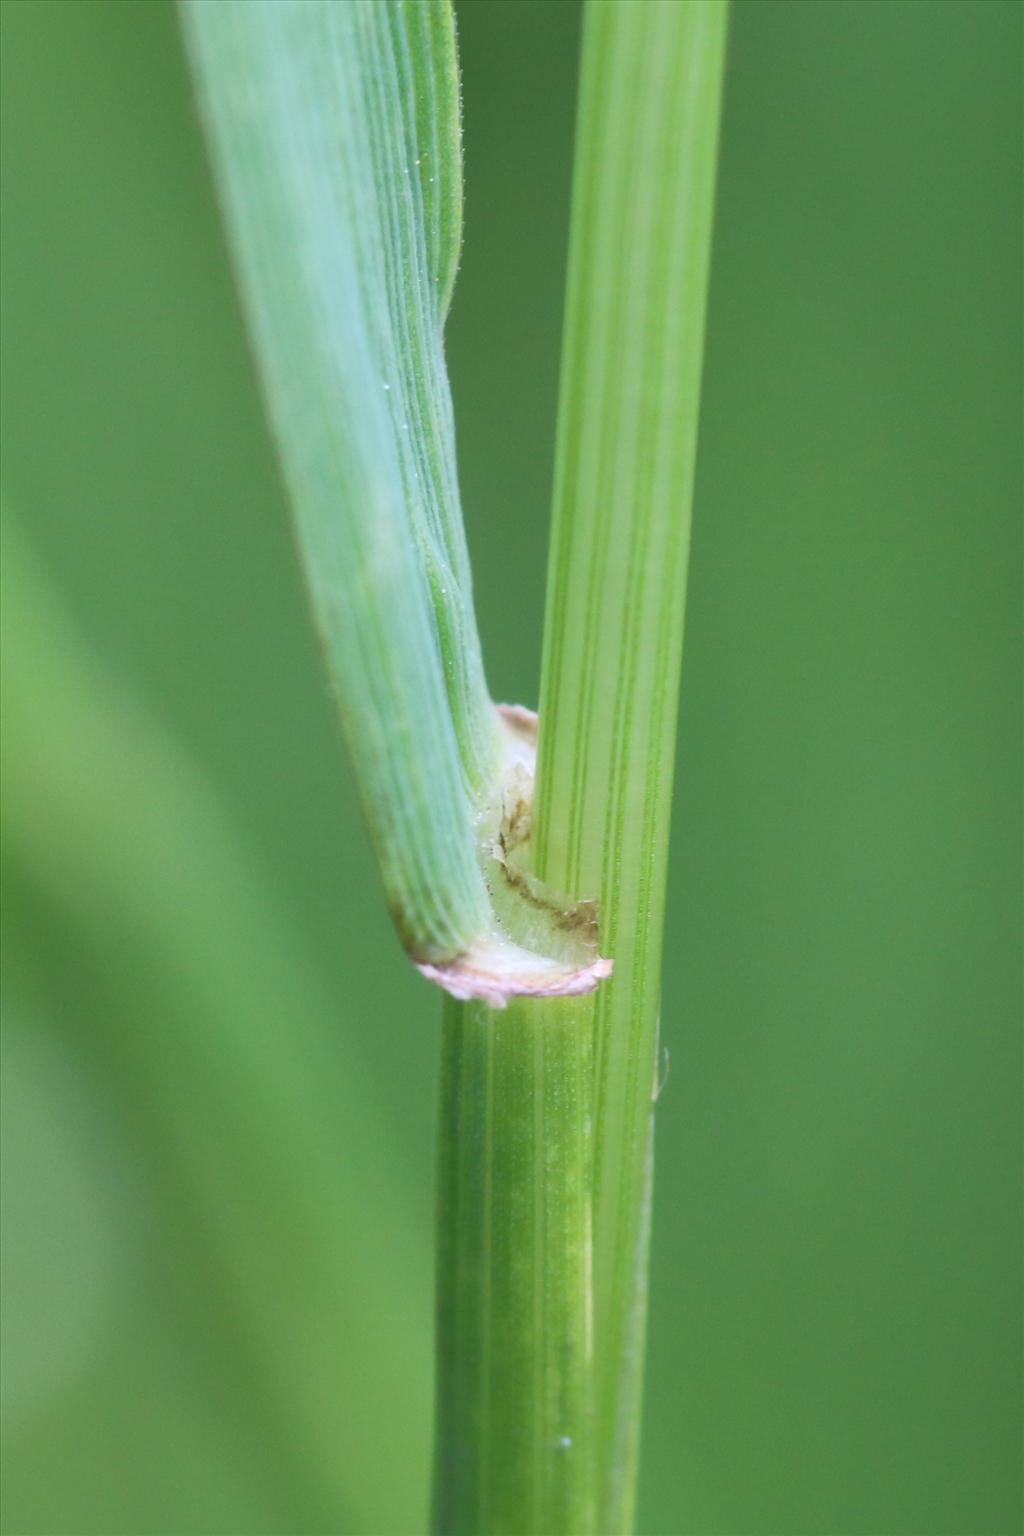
[183,0,608,1003]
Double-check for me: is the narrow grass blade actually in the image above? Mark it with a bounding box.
[182,0,490,961]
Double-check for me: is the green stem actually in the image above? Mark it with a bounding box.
[433,4,726,1530]
[533,3,728,1530]
[433,997,594,1536]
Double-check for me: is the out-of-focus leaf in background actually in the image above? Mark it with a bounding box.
[2,516,431,1533]
[1,3,1020,1535]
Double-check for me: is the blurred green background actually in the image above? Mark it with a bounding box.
[2,1,1020,1533]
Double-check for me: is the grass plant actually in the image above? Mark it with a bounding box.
[4,3,1020,1533]
[185,2,727,1530]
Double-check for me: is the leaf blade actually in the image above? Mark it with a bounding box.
[183,0,491,963]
